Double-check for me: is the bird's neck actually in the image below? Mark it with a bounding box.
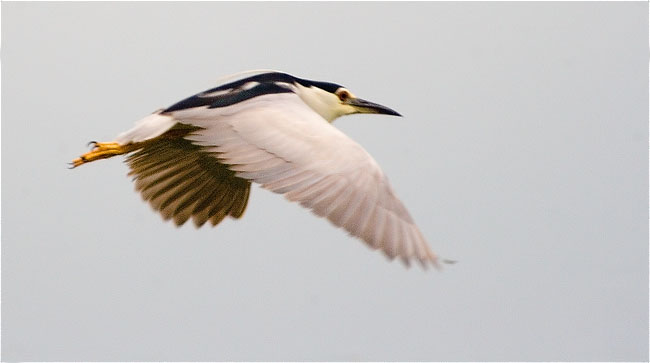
[294,84,343,123]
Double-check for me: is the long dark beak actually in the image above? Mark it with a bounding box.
[346,98,402,116]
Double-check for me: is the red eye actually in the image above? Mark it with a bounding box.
[338,91,349,101]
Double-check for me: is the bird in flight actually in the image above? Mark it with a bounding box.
[71,70,441,268]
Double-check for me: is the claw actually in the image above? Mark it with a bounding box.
[69,157,85,169]
[87,141,98,149]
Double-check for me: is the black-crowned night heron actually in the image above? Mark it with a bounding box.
[71,70,443,268]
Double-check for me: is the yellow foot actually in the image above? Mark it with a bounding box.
[70,141,133,168]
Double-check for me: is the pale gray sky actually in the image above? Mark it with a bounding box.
[2,2,648,361]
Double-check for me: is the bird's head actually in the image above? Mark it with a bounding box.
[293,79,402,123]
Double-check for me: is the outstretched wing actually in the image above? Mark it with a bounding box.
[166,92,439,267]
[126,134,251,228]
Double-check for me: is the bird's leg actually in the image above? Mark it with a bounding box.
[70,141,142,168]
[70,126,197,168]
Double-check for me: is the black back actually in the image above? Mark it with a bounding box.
[164,72,343,112]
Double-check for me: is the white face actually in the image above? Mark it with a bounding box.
[294,83,357,122]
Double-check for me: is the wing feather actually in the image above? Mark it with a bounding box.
[170,171,219,222]
[125,137,251,228]
[228,157,285,173]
